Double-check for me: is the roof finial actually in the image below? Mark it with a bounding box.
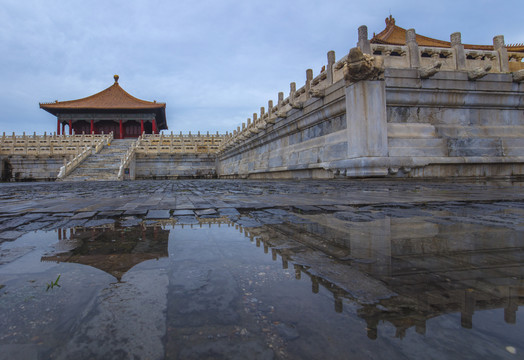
[114,74,119,83]
[385,14,395,27]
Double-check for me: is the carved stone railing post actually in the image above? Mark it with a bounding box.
[451,32,466,70]
[277,92,284,108]
[327,50,336,84]
[406,28,420,69]
[358,25,371,55]
[305,69,313,100]
[290,82,296,101]
[289,82,302,109]
[493,35,510,72]
[267,100,275,124]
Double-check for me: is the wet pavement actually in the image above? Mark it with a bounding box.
[0,179,523,359]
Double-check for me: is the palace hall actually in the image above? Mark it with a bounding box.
[39,75,167,138]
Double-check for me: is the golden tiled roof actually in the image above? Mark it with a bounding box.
[371,15,524,52]
[40,75,166,111]
[40,75,168,129]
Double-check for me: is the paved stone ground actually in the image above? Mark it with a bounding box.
[1,179,524,359]
[1,179,524,241]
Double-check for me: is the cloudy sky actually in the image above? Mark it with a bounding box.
[1,0,523,135]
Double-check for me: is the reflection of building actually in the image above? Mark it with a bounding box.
[39,75,167,138]
[238,216,524,339]
[42,225,169,281]
[41,218,232,280]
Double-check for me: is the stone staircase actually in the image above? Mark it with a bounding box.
[62,139,136,181]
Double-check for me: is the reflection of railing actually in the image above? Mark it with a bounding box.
[241,219,524,341]
[57,133,113,180]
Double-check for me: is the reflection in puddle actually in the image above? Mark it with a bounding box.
[0,212,523,359]
[42,226,169,281]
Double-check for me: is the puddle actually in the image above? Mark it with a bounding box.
[0,211,523,359]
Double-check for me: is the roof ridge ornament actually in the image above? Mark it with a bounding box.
[385,15,395,27]
[114,74,119,83]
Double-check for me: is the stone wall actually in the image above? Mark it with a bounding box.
[218,81,348,179]
[134,153,217,179]
[0,134,111,181]
[216,26,524,179]
[381,68,524,177]
[0,155,67,181]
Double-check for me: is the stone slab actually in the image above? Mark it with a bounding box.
[124,209,149,216]
[194,209,217,216]
[172,210,195,216]
[71,212,97,220]
[146,210,171,219]
[218,208,240,216]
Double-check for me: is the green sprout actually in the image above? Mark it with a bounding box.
[46,274,61,291]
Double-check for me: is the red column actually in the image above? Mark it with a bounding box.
[57,119,61,135]
[90,120,94,134]
[69,120,72,135]
[119,119,123,139]
[152,119,157,134]
[62,123,65,135]
[140,119,144,135]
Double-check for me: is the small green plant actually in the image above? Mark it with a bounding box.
[46,274,61,291]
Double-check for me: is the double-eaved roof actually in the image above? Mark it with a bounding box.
[371,15,524,53]
[39,75,167,129]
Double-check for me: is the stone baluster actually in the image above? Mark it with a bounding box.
[278,92,284,108]
[406,28,420,68]
[493,35,509,72]
[451,32,466,70]
[305,69,313,100]
[255,111,264,130]
[290,82,302,109]
[327,50,335,84]
[267,100,275,124]
[290,82,296,100]
[358,25,371,55]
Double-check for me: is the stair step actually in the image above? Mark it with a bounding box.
[62,139,136,181]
